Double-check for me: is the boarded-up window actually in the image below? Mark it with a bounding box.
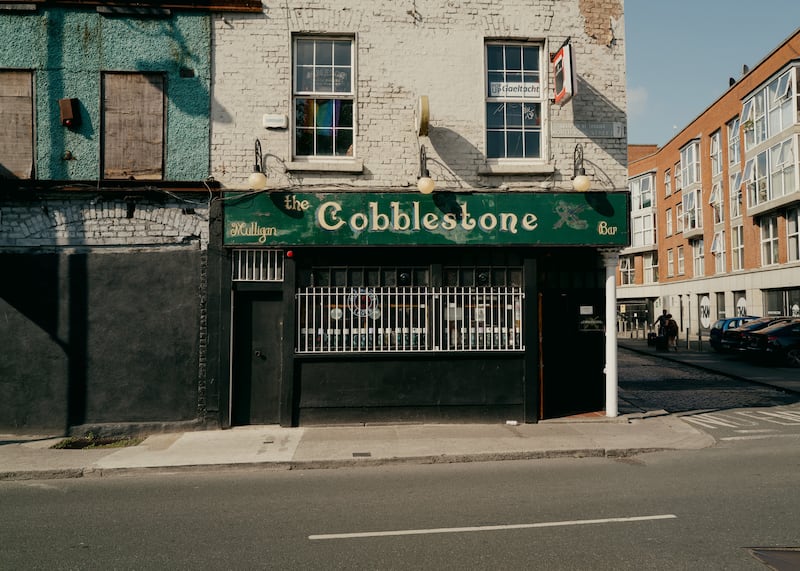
[0,71,34,179]
[102,72,164,180]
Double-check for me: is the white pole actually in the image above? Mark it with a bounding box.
[602,250,619,417]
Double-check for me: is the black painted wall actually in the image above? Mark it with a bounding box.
[0,250,202,433]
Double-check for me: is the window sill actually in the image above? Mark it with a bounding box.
[747,191,800,218]
[286,159,364,174]
[683,227,703,240]
[478,162,555,175]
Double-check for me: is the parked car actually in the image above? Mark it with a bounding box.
[709,316,758,352]
[720,316,796,352]
[743,319,800,366]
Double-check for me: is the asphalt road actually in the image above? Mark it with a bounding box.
[2,434,799,570]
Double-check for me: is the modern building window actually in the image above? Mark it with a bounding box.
[680,141,700,187]
[102,72,165,179]
[692,239,704,277]
[769,137,797,199]
[631,212,654,247]
[619,256,634,285]
[760,214,780,266]
[677,245,685,275]
[674,161,682,191]
[630,173,654,209]
[727,116,741,166]
[767,70,794,137]
[711,230,726,274]
[741,91,767,150]
[789,207,800,262]
[676,202,684,233]
[0,70,33,179]
[710,130,722,177]
[665,207,673,236]
[644,252,658,284]
[667,248,674,277]
[664,168,672,196]
[683,188,702,230]
[743,150,769,208]
[294,37,355,158]
[729,170,742,219]
[485,42,543,159]
[710,181,724,225]
[731,225,744,271]
[716,292,726,319]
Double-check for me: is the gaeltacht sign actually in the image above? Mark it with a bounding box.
[223,191,629,247]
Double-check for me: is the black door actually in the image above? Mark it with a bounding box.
[232,292,283,425]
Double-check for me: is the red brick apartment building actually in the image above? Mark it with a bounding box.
[619,28,800,337]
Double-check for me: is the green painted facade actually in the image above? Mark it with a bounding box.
[224,191,630,247]
[0,7,210,180]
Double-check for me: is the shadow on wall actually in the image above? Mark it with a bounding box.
[427,126,484,189]
[571,76,627,172]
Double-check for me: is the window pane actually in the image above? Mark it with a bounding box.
[486,102,505,129]
[295,128,314,155]
[523,102,540,127]
[315,99,333,127]
[335,100,353,128]
[524,132,540,158]
[487,131,504,158]
[522,46,539,71]
[335,129,353,156]
[296,40,314,65]
[487,71,504,96]
[315,40,332,65]
[505,46,521,70]
[333,40,351,65]
[333,67,351,93]
[506,103,522,127]
[296,66,314,92]
[316,128,333,154]
[506,131,523,157]
[487,45,504,70]
[315,68,333,92]
[295,99,313,127]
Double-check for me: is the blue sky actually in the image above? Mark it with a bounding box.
[625,1,800,146]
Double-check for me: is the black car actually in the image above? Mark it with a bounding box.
[720,316,796,352]
[709,316,758,352]
[743,319,800,366]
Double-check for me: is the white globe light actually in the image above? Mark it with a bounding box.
[572,174,591,192]
[417,176,435,194]
[248,171,268,191]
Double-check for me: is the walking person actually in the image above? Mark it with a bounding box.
[654,309,669,336]
[665,314,679,351]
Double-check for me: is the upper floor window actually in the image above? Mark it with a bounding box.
[731,225,744,271]
[664,168,672,196]
[683,188,702,231]
[692,239,704,277]
[680,141,700,186]
[644,252,658,284]
[727,117,741,166]
[294,37,355,158]
[711,231,726,274]
[743,150,769,207]
[788,207,800,262]
[485,42,543,160]
[760,214,779,266]
[769,137,797,199]
[667,248,674,277]
[102,72,164,180]
[677,245,685,275]
[619,256,634,285]
[710,131,722,176]
[629,173,653,210]
[0,70,33,179]
[631,212,654,248]
[674,161,682,191]
[676,202,684,233]
[710,181,724,225]
[729,170,743,218]
[665,207,673,236]
[743,69,794,151]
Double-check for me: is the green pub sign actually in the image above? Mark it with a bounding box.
[224,191,629,247]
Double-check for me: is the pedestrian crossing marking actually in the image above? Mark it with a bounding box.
[683,409,800,430]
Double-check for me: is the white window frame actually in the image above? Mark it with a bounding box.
[665,207,673,236]
[710,131,722,177]
[712,230,726,274]
[677,245,685,275]
[485,41,544,161]
[788,207,800,262]
[769,137,796,200]
[729,170,742,219]
[692,239,704,277]
[676,202,684,233]
[710,181,724,225]
[760,214,779,266]
[664,168,672,196]
[631,212,655,248]
[643,252,658,284]
[731,225,744,271]
[680,141,700,187]
[667,248,674,277]
[619,256,634,285]
[630,173,654,210]
[767,70,793,138]
[293,36,355,159]
[744,151,769,208]
[727,116,741,166]
[683,188,702,230]
[674,162,682,191]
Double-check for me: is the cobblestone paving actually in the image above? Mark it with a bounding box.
[618,347,800,414]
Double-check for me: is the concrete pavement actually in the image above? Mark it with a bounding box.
[2,338,797,482]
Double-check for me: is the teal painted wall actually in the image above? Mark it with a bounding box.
[0,8,210,181]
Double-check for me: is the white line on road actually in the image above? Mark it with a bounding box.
[308,514,677,541]
[720,434,800,441]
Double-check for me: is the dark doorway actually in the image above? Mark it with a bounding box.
[231,292,283,425]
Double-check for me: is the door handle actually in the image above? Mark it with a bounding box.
[254,350,263,358]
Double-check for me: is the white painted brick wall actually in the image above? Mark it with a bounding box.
[211,0,626,192]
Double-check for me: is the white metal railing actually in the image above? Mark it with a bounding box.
[296,286,524,353]
[232,249,284,282]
